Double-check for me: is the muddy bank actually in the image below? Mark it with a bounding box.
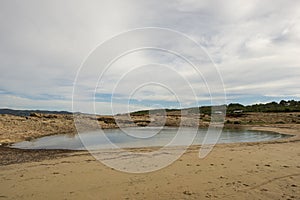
[0,146,80,166]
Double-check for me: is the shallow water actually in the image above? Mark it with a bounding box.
[12,127,290,150]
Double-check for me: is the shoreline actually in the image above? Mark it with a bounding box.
[1,124,299,166]
[1,112,300,144]
[8,125,296,150]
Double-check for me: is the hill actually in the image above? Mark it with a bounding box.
[0,108,72,117]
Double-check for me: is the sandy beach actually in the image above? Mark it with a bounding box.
[0,112,299,199]
[1,1,300,199]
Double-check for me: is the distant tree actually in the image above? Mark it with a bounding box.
[280,100,287,105]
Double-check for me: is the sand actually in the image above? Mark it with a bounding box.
[0,123,299,199]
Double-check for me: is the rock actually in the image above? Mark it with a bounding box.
[183,191,192,195]
[30,113,42,118]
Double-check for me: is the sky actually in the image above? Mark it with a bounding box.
[0,0,299,114]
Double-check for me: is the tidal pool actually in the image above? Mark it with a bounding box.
[11,127,290,150]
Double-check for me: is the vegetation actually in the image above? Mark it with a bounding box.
[130,100,300,116]
[227,100,300,113]
[130,108,180,116]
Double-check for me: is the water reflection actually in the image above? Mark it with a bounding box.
[12,127,290,150]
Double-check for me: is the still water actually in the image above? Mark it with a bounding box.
[12,127,289,150]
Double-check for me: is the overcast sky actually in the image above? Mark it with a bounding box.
[0,0,299,114]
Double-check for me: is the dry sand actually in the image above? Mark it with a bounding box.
[0,113,300,199]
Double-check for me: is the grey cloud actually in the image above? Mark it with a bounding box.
[0,0,299,113]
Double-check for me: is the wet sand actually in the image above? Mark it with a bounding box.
[0,124,299,199]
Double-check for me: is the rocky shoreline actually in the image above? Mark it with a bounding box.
[1,111,299,144]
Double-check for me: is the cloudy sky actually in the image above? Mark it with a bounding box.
[0,0,299,114]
